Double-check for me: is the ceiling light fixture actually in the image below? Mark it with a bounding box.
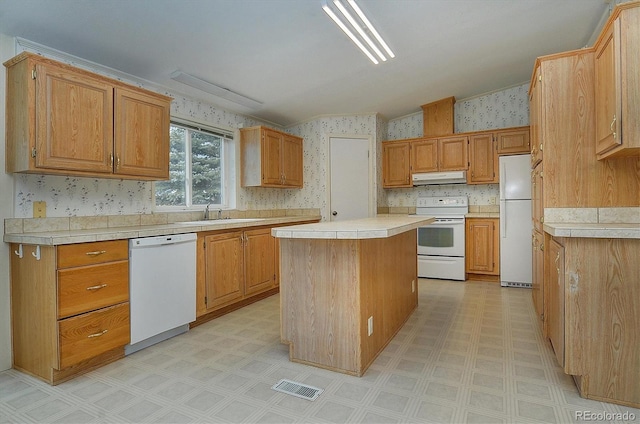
[170,70,263,109]
[322,0,394,65]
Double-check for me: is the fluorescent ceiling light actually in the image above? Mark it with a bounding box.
[170,70,263,109]
[322,0,394,65]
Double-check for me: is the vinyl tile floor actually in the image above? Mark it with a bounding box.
[1,279,638,424]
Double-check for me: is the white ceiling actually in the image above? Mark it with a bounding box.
[0,0,611,127]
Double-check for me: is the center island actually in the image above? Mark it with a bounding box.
[272,215,434,376]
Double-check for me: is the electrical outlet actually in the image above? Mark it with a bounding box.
[33,201,47,218]
[367,316,373,336]
[489,196,497,205]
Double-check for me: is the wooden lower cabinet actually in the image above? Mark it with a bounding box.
[546,237,565,368]
[544,236,639,408]
[244,228,277,296]
[203,231,245,310]
[465,218,499,280]
[531,229,545,322]
[10,240,130,385]
[196,223,309,319]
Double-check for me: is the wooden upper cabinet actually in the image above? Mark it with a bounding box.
[529,68,543,168]
[382,140,411,188]
[594,4,640,159]
[35,61,114,174]
[438,135,468,171]
[411,138,438,173]
[496,127,530,155]
[468,133,497,184]
[4,52,171,180]
[261,129,283,185]
[281,134,304,187]
[421,96,455,137]
[411,136,468,174]
[240,126,303,188]
[114,87,170,179]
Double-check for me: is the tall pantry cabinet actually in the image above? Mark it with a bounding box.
[529,1,640,408]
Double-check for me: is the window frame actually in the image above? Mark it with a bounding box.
[153,116,235,212]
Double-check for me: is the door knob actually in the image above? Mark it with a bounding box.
[332,211,338,216]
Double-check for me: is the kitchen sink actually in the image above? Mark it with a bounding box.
[175,218,265,225]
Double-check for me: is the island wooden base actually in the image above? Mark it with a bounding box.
[279,231,418,376]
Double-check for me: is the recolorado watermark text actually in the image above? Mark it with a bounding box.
[575,410,636,421]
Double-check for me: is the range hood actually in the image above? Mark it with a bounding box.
[412,171,467,185]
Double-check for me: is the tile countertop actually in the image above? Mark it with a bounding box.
[466,212,500,218]
[272,215,435,240]
[543,222,640,239]
[3,216,320,246]
[543,207,640,239]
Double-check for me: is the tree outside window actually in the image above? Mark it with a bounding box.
[155,122,225,207]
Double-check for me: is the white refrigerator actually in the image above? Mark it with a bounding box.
[499,154,533,287]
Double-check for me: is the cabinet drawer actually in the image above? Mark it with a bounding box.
[58,261,129,319]
[57,240,128,268]
[58,302,130,369]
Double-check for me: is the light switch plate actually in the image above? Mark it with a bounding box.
[33,201,47,218]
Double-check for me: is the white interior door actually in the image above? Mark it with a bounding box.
[329,136,371,221]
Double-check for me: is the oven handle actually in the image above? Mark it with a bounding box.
[422,220,465,226]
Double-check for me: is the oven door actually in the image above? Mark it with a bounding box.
[417,218,465,257]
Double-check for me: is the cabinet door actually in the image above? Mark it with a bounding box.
[204,232,244,310]
[531,229,545,323]
[411,139,438,173]
[35,61,113,173]
[496,127,530,155]
[438,136,468,171]
[382,141,411,187]
[546,238,565,368]
[468,133,497,184]
[58,302,130,369]
[114,87,170,179]
[465,218,498,274]
[529,68,543,167]
[532,164,544,232]
[244,228,276,296]
[261,129,283,185]
[281,134,303,187]
[594,18,622,157]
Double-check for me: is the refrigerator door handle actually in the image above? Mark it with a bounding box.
[500,162,506,199]
[501,200,507,238]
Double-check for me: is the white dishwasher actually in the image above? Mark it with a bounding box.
[125,233,197,355]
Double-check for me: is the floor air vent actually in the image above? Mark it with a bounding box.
[503,281,532,288]
[272,379,323,401]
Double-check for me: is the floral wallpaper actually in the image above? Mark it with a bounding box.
[384,83,530,208]
[10,41,529,218]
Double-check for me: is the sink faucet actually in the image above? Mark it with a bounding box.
[204,203,212,220]
[218,209,222,219]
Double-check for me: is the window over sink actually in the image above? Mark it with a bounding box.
[154,118,234,209]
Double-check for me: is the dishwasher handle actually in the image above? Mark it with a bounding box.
[130,233,197,249]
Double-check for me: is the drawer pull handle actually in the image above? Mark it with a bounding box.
[87,329,108,338]
[86,250,107,256]
[86,284,108,291]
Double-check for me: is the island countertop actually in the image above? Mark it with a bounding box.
[271,215,435,239]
